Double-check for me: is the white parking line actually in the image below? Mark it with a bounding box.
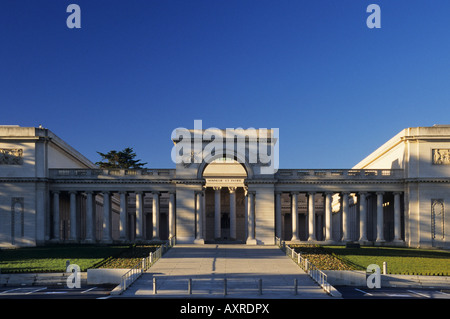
[0,288,22,295]
[354,288,373,296]
[81,287,97,294]
[407,290,430,298]
[0,287,48,295]
[45,291,68,294]
[25,287,47,295]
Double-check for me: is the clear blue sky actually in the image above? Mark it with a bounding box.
[1,0,450,168]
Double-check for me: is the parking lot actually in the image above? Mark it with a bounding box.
[1,284,450,300]
[336,286,450,299]
[0,285,113,299]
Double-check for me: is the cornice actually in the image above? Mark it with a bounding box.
[274,179,405,185]
[404,178,450,183]
[401,135,450,142]
[0,177,49,183]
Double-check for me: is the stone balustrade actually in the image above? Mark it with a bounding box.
[275,169,403,179]
[49,168,403,181]
[49,168,176,179]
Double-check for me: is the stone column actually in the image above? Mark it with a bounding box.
[394,192,402,242]
[152,191,160,240]
[214,187,222,239]
[52,191,60,241]
[359,192,368,243]
[169,192,175,239]
[194,191,204,244]
[119,191,127,240]
[69,191,77,241]
[202,189,206,240]
[291,192,299,241]
[244,189,248,239]
[325,192,333,241]
[229,187,237,240]
[275,192,282,239]
[308,192,316,241]
[376,192,385,243]
[135,192,144,240]
[102,191,112,243]
[246,191,257,245]
[35,183,47,244]
[341,193,350,242]
[85,191,95,243]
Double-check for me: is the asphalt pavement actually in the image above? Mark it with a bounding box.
[336,286,450,299]
[0,285,113,299]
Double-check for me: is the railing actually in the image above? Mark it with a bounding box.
[151,277,266,297]
[49,168,176,179]
[276,169,403,179]
[120,237,175,291]
[275,237,332,295]
[151,276,300,297]
[49,168,403,180]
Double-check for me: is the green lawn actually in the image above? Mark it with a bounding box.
[2,244,450,276]
[290,244,450,276]
[0,245,158,273]
[324,246,450,276]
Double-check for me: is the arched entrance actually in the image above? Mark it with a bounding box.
[202,158,247,242]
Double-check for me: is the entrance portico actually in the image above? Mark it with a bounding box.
[202,158,248,243]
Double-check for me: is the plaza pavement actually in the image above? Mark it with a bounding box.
[120,244,334,299]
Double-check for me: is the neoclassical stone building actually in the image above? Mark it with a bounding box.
[0,124,449,249]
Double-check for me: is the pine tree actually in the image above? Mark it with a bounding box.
[96,147,147,169]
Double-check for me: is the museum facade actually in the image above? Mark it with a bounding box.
[0,125,449,249]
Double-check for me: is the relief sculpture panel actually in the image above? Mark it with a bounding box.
[431,199,445,243]
[433,149,450,165]
[0,148,23,165]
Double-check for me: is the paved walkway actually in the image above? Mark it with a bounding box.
[120,244,333,299]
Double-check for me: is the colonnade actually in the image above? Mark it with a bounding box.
[50,188,404,245]
[276,191,403,243]
[193,186,255,244]
[51,190,176,243]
